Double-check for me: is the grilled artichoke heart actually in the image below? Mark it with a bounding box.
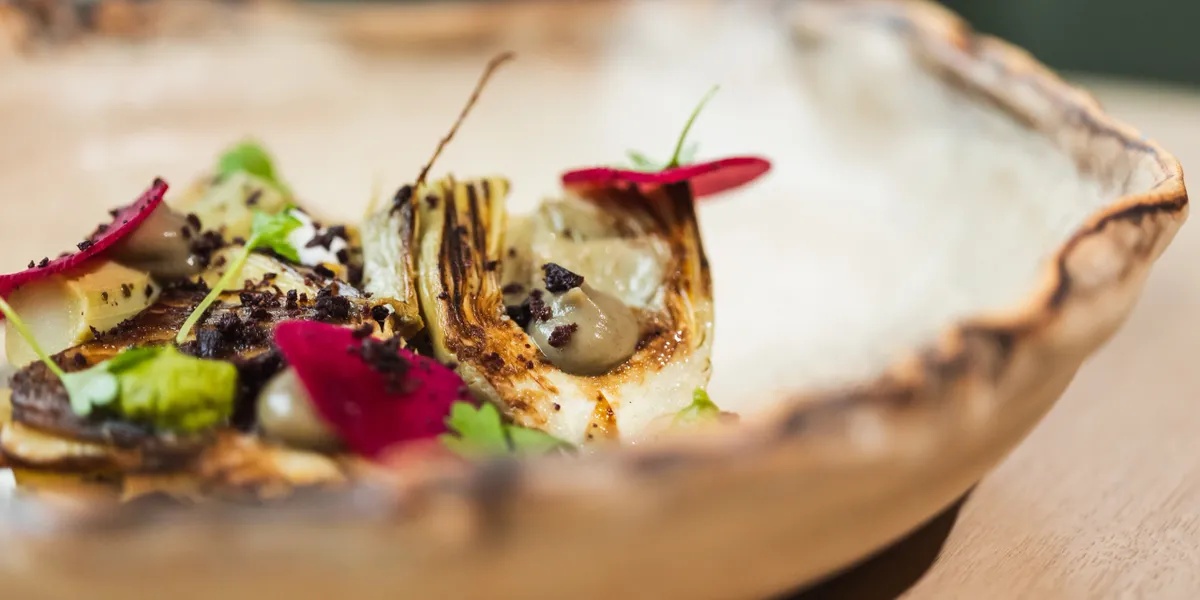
[416,177,713,445]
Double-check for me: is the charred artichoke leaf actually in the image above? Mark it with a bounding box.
[416,177,713,446]
[361,188,423,337]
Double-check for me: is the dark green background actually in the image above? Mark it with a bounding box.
[937,0,1200,85]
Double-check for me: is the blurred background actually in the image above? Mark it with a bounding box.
[3,0,1199,85]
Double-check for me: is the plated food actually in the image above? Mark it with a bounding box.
[0,54,769,504]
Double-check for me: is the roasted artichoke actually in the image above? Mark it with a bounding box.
[415,177,713,445]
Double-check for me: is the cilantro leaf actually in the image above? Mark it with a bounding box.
[176,208,302,344]
[250,209,303,263]
[440,401,570,458]
[507,426,571,454]
[217,141,289,195]
[440,401,510,458]
[62,367,119,416]
[673,387,722,428]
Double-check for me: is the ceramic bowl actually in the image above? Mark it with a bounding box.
[0,1,1187,598]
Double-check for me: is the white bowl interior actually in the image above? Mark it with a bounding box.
[0,4,1118,417]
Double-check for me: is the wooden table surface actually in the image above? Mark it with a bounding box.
[1,2,1197,598]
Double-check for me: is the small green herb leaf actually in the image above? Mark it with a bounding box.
[624,86,720,172]
[626,150,661,171]
[217,141,289,195]
[62,368,120,416]
[507,426,571,454]
[176,208,302,344]
[673,387,722,428]
[250,209,303,263]
[441,401,570,458]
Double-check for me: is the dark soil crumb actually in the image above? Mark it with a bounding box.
[542,263,584,293]
[313,265,336,279]
[528,290,551,322]
[351,335,414,394]
[77,240,94,251]
[37,257,50,268]
[189,230,226,269]
[547,323,579,348]
[286,289,299,310]
[371,304,390,327]
[313,287,351,322]
[485,260,499,271]
[501,283,524,295]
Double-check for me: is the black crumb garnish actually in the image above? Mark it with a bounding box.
[547,323,579,348]
[239,290,281,309]
[347,264,364,287]
[120,283,133,298]
[542,263,584,293]
[352,335,412,394]
[352,324,374,339]
[313,265,336,279]
[249,307,270,321]
[335,249,350,264]
[89,326,101,337]
[76,239,94,251]
[506,304,531,329]
[189,229,226,269]
[501,282,524,295]
[185,213,202,230]
[485,260,499,271]
[144,284,153,299]
[370,304,390,326]
[528,290,551,322]
[191,312,268,359]
[108,208,120,218]
[37,257,50,268]
[507,247,518,258]
[245,189,263,206]
[26,260,34,269]
[305,225,347,251]
[263,272,277,281]
[286,289,299,310]
[72,353,87,368]
[313,287,351,322]
[232,236,246,246]
[100,291,109,302]
[424,194,439,209]
[214,255,227,268]
[552,403,561,411]
[437,291,450,301]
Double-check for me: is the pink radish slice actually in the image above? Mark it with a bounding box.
[0,178,169,299]
[561,156,771,198]
[273,321,473,460]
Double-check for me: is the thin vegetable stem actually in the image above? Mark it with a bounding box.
[668,85,720,168]
[0,295,66,379]
[175,234,260,344]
